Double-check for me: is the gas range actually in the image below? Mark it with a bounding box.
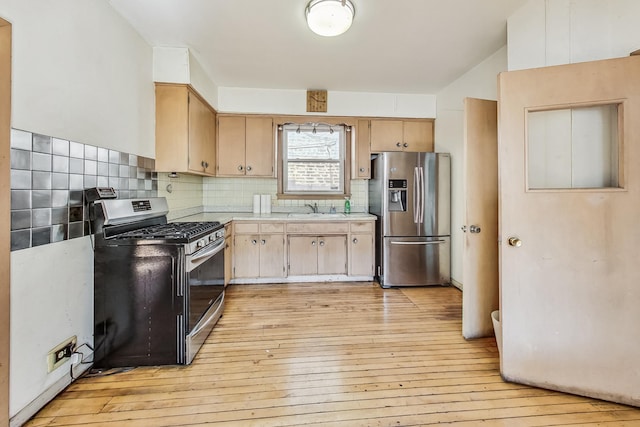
[91,195,227,367]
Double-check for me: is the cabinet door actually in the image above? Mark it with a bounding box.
[349,233,374,276]
[155,85,189,172]
[233,234,260,278]
[259,234,285,278]
[217,116,246,176]
[403,121,434,152]
[288,236,317,275]
[245,117,274,177]
[224,224,232,285]
[354,120,371,179]
[370,120,403,152]
[188,92,216,175]
[318,235,347,275]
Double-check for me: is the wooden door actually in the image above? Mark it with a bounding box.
[233,234,260,278]
[403,121,433,152]
[217,116,246,176]
[259,234,285,278]
[245,117,274,177]
[462,98,498,339]
[288,236,317,275]
[499,55,640,406]
[318,235,347,275]
[349,233,373,276]
[370,120,403,152]
[0,19,11,426]
[188,92,215,175]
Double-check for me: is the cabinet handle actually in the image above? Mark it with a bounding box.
[359,167,365,173]
[396,142,402,147]
[246,165,252,172]
[403,142,409,148]
[261,239,266,245]
[319,241,325,247]
[251,239,257,245]
[311,240,316,246]
[201,160,207,168]
[238,165,244,171]
[352,238,358,244]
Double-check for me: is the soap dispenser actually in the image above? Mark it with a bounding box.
[344,197,351,214]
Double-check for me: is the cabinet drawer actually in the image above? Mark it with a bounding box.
[287,222,349,234]
[234,222,259,234]
[260,222,284,233]
[350,221,374,232]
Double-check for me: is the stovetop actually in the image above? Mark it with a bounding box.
[112,221,222,241]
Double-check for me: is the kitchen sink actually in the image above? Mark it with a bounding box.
[287,213,346,218]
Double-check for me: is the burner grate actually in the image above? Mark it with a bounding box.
[114,221,221,240]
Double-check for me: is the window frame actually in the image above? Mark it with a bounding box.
[277,120,352,199]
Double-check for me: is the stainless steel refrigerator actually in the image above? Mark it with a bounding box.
[369,152,451,288]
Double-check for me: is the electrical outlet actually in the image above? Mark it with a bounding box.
[47,336,77,373]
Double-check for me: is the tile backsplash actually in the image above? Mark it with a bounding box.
[9,129,157,251]
[202,177,368,213]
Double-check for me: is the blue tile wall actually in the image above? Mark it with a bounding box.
[9,129,158,251]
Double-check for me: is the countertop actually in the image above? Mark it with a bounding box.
[173,212,376,225]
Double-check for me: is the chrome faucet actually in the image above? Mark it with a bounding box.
[305,203,319,213]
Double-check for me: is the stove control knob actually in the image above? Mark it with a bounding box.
[209,235,214,242]
[196,240,205,248]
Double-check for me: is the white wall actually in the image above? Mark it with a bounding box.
[0,0,154,420]
[508,0,640,71]
[218,87,436,118]
[435,46,507,286]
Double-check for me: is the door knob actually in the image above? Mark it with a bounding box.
[469,225,481,234]
[508,237,522,247]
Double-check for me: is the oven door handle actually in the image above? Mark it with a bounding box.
[190,239,225,263]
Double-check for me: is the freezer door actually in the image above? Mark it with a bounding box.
[381,236,450,288]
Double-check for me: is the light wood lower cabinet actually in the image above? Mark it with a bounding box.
[233,222,285,279]
[288,235,347,276]
[231,219,374,282]
[349,221,374,276]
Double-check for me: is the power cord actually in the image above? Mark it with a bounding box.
[69,342,94,381]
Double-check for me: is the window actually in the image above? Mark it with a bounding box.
[278,123,350,197]
[527,104,621,190]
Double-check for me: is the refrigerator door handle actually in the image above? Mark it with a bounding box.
[390,240,446,245]
[418,166,425,224]
[413,167,419,223]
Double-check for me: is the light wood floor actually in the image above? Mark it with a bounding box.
[26,283,640,426]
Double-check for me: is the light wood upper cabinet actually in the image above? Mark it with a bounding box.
[370,119,434,152]
[217,115,274,177]
[155,84,216,176]
[354,120,371,179]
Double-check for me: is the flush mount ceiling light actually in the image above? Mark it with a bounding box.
[305,0,355,37]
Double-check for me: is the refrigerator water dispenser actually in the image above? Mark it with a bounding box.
[388,179,407,211]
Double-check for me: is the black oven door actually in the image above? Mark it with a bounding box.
[184,237,225,363]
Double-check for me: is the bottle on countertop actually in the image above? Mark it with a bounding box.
[344,197,351,214]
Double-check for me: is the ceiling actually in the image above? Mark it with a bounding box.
[107,0,528,95]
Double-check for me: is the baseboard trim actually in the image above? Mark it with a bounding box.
[10,364,91,427]
[451,278,463,290]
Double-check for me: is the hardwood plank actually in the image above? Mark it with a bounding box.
[23,283,638,426]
